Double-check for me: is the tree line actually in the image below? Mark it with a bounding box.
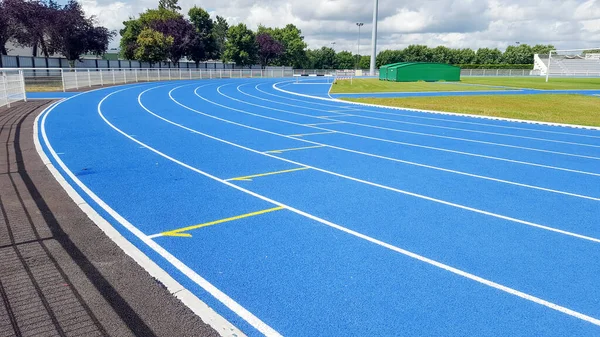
[0,0,114,66]
[304,44,556,70]
[0,0,560,69]
[118,0,307,68]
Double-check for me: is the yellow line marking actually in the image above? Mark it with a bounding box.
[289,131,337,137]
[160,206,284,237]
[305,121,347,126]
[264,145,324,154]
[227,167,309,181]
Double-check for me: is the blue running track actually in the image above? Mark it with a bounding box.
[37,78,600,336]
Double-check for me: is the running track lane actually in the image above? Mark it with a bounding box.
[39,79,600,336]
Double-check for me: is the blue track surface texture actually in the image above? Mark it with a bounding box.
[38,78,600,336]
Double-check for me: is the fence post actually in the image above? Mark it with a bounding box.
[112,69,115,84]
[1,72,9,108]
[147,69,150,81]
[209,69,212,79]
[87,69,91,87]
[19,70,27,102]
[61,69,66,92]
[158,69,161,81]
[496,69,499,76]
[189,69,192,79]
[169,69,172,80]
[124,69,127,83]
[74,69,79,89]
[509,69,512,76]
[100,69,104,86]
[219,69,222,78]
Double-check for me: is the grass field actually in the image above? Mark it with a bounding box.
[344,95,600,127]
[461,77,600,90]
[332,77,600,93]
[330,78,505,93]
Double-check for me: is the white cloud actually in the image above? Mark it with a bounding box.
[83,0,600,53]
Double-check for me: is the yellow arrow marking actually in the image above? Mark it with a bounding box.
[227,167,309,181]
[160,206,284,238]
[264,145,324,154]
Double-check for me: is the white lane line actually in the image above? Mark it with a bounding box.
[39,84,268,336]
[266,81,600,135]
[135,85,600,327]
[37,84,248,337]
[166,84,600,242]
[217,84,600,177]
[97,85,280,337]
[305,121,347,126]
[236,85,600,160]
[289,131,337,137]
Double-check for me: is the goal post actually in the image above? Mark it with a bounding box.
[546,48,600,82]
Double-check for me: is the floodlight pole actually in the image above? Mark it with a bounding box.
[356,23,364,69]
[369,0,379,76]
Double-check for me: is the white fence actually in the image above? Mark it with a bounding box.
[0,67,295,92]
[0,70,26,108]
[61,68,294,91]
[461,69,539,77]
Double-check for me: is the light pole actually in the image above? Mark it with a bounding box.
[370,0,379,76]
[356,22,364,69]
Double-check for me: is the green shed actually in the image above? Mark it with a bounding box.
[385,62,460,82]
[378,62,406,81]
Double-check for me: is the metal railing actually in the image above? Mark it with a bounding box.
[0,67,296,92]
[0,69,26,108]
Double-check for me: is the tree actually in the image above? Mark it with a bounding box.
[213,15,228,59]
[119,18,143,60]
[358,55,370,69]
[376,49,404,67]
[0,0,17,55]
[311,46,336,69]
[119,7,192,64]
[430,46,452,64]
[4,0,58,57]
[402,45,432,62]
[455,48,477,64]
[187,6,215,64]
[335,51,355,69]
[476,48,503,64]
[47,1,113,67]
[134,28,173,64]
[260,24,307,68]
[158,0,180,12]
[503,44,534,64]
[150,15,194,65]
[256,32,284,68]
[223,23,257,68]
[532,44,555,55]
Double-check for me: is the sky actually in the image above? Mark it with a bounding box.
[79,0,600,53]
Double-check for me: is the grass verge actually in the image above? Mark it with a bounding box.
[460,77,600,90]
[331,77,600,93]
[25,84,64,92]
[344,94,600,127]
[330,78,505,93]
